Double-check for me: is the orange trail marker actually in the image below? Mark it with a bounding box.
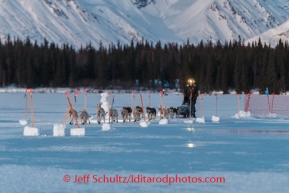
[266,94,271,114]
[215,94,218,116]
[84,89,87,110]
[61,100,75,125]
[30,88,35,127]
[271,92,274,113]
[148,90,151,107]
[25,89,28,120]
[159,90,164,117]
[190,92,192,118]
[238,94,240,118]
[200,94,203,118]
[108,92,110,107]
[74,90,79,103]
[108,92,111,123]
[140,94,146,122]
[131,90,135,109]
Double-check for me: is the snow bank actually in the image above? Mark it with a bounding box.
[53,124,66,137]
[211,91,224,95]
[102,123,111,131]
[233,111,251,118]
[212,115,220,122]
[23,126,39,136]
[19,119,29,126]
[140,121,150,127]
[159,119,168,125]
[269,112,277,117]
[0,87,175,94]
[0,87,269,96]
[196,117,205,124]
[251,89,260,94]
[183,119,194,124]
[70,128,85,136]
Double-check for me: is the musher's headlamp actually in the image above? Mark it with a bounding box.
[187,79,195,84]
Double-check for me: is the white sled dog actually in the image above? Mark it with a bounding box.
[109,107,118,123]
[79,109,91,124]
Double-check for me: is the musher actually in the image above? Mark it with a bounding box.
[182,78,199,118]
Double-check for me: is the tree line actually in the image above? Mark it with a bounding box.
[0,35,288,94]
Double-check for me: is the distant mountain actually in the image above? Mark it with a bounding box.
[1,0,289,48]
[246,20,289,46]
[131,0,155,8]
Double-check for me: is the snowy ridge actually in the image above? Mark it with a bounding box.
[159,0,289,45]
[1,0,289,48]
[0,86,235,95]
[246,19,289,46]
[0,0,143,48]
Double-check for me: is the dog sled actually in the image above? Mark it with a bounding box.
[176,104,190,118]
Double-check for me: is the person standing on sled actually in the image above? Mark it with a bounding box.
[182,78,198,118]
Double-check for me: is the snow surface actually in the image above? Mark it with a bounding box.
[196,117,206,124]
[0,93,289,192]
[159,118,168,125]
[183,119,194,124]
[212,115,220,122]
[23,126,39,136]
[102,123,111,131]
[1,0,289,48]
[70,128,85,136]
[139,120,150,128]
[19,119,28,126]
[53,124,66,137]
[233,110,251,119]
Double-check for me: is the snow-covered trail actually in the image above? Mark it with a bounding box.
[0,93,289,192]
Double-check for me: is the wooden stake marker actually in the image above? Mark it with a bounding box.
[238,94,240,118]
[212,94,220,122]
[196,93,205,124]
[23,88,39,136]
[131,91,135,109]
[148,90,151,107]
[19,89,29,125]
[84,89,87,110]
[140,94,150,127]
[159,91,168,125]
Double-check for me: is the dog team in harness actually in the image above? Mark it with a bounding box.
[67,78,198,124]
